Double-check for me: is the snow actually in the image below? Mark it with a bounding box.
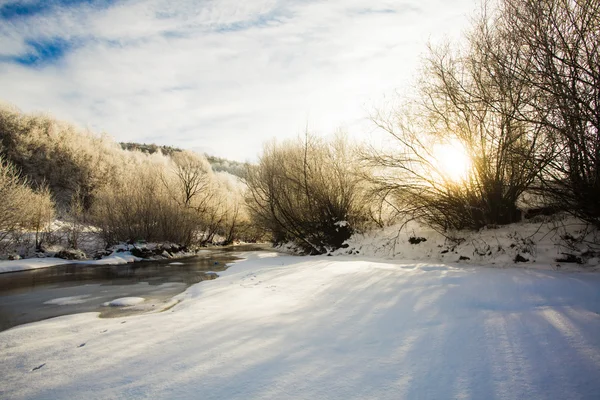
[102,297,145,307]
[81,252,142,266]
[0,258,73,274]
[44,295,98,306]
[1,251,600,399]
[334,217,600,271]
[0,252,142,274]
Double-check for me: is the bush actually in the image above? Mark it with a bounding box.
[91,161,199,245]
[90,150,248,247]
[245,134,370,254]
[0,156,55,252]
[0,104,127,210]
[0,105,250,248]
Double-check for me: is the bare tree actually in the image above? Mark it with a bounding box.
[495,0,600,227]
[0,156,29,251]
[367,4,550,231]
[66,188,86,249]
[170,151,212,207]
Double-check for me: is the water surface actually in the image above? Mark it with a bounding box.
[0,245,268,332]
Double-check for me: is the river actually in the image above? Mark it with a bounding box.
[0,244,269,332]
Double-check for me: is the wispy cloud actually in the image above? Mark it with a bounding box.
[0,0,476,160]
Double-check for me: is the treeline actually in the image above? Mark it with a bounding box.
[0,104,257,255]
[120,142,182,157]
[243,0,600,252]
[120,142,247,178]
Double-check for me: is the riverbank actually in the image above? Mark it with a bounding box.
[1,251,600,399]
[0,243,234,274]
[0,253,141,274]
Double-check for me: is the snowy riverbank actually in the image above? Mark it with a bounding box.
[0,252,142,274]
[1,251,600,399]
[334,217,600,271]
[0,243,210,274]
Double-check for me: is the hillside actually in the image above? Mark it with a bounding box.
[119,142,247,178]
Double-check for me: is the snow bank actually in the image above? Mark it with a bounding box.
[103,297,145,307]
[0,252,141,274]
[81,253,141,266]
[0,258,73,274]
[334,217,600,271]
[1,252,600,399]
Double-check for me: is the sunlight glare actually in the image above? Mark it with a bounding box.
[432,139,472,182]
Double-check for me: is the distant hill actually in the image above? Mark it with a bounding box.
[120,142,182,157]
[204,154,247,178]
[119,142,247,178]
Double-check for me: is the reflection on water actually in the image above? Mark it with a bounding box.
[0,245,268,332]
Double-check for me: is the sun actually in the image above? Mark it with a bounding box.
[432,139,472,182]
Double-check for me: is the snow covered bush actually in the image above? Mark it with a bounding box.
[0,103,125,209]
[0,104,251,249]
[245,134,370,254]
[91,158,199,245]
[0,156,55,253]
[90,149,249,246]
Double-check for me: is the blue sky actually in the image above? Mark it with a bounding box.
[0,0,475,161]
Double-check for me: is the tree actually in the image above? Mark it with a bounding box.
[368,4,550,231]
[495,0,600,227]
[170,151,212,207]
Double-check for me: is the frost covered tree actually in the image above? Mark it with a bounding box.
[245,134,369,254]
[0,156,55,252]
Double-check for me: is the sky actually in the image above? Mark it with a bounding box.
[0,0,476,161]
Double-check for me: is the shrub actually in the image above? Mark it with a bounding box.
[245,134,370,254]
[0,104,127,210]
[91,161,199,245]
[0,156,55,252]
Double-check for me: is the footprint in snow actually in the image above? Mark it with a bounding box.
[31,363,46,372]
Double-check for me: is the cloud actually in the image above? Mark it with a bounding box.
[0,0,476,161]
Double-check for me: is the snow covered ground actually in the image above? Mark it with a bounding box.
[1,251,600,399]
[334,217,600,271]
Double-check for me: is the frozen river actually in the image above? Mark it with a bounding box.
[0,245,267,331]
